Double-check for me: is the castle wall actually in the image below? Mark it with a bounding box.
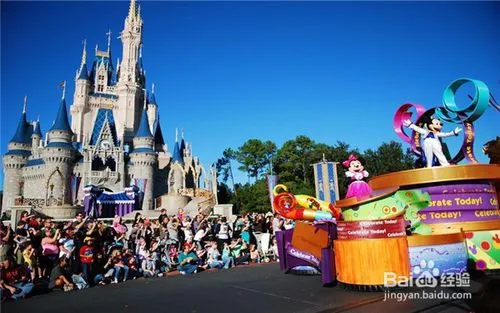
[22,164,46,199]
[130,153,156,210]
[2,156,25,211]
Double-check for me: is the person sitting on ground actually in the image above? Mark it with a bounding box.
[141,251,157,278]
[221,242,235,269]
[92,250,109,286]
[230,238,250,265]
[206,241,225,269]
[123,249,140,279]
[110,250,129,284]
[48,257,74,292]
[177,244,199,275]
[249,244,262,263]
[0,257,35,300]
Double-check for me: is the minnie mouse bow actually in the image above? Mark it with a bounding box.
[342,154,358,168]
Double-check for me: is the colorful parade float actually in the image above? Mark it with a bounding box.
[274,78,500,290]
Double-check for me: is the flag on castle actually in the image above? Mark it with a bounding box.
[134,178,148,193]
[70,175,82,204]
[313,157,339,203]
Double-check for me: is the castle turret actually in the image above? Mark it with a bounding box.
[71,40,91,142]
[43,84,75,205]
[130,95,157,210]
[147,83,158,133]
[31,119,42,155]
[172,128,183,165]
[2,97,32,211]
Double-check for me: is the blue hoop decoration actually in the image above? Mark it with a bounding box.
[435,78,490,123]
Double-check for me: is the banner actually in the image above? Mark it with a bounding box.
[134,178,148,193]
[70,175,81,204]
[313,162,339,203]
[266,174,278,210]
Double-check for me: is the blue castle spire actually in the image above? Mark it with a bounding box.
[77,40,89,80]
[135,107,153,138]
[172,128,183,164]
[154,115,165,147]
[33,119,42,137]
[9,96,32,144]
[149,83,157,105]
[49,98,73,133]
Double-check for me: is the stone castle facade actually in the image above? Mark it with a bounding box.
[2,0,212,215]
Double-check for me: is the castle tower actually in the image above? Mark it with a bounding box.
[70,40,91,142]
[43,85,75,205]
[147,83,158,133]
[115,0,145,143]
[130,96,157,210]
[31,119,42,156]
[168,128,185,194]
[2,97,32,211]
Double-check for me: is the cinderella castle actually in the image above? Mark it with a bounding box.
[2,0,215,218]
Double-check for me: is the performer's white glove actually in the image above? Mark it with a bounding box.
[403,119,412,127]
[453,127,462,135]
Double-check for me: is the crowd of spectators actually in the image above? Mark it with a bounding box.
[0,209,286,301]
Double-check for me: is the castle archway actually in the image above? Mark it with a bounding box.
[46,167,65,206]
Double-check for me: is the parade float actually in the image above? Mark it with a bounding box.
[274,77,500,290]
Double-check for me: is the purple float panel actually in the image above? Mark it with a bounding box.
[321,247,335,285]
[275,222,337,285]
[415,182,499,224]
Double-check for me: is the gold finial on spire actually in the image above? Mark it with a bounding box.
[128,0,136,21]
[23,96,27,113]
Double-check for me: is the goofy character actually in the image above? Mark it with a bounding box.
[403,116,462,168]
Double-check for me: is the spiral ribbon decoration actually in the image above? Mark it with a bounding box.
[436,78,490,123]
[393,103,426,154]
[394,78,491,164]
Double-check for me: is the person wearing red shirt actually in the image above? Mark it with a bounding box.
[79,237,94,284]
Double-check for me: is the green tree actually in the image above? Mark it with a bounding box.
[215,148,237,196]
[234,139,277,182]
[361,141,415,176]
[231,179,272,214]
[274,135,316,184]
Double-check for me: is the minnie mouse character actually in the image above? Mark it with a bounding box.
[403,116,461,168]
[343,154,373,200]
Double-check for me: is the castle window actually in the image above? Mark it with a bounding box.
[97,85,104,92]
[98,75,105,81]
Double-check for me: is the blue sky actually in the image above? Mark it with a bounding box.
[1,1,499,189]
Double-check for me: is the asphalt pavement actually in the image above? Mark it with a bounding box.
[2,263,500,313]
